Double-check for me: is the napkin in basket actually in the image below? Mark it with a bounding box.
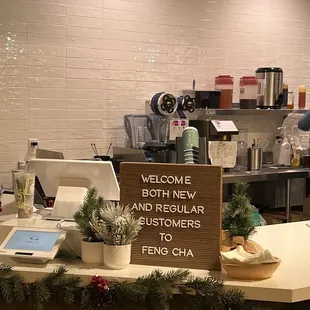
[221,246,278,264]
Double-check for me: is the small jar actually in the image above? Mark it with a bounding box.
[239,76,258,109]
[282,83,288,108]
[287,92,294,109]
[298,85,306,109]
[215,75,234,109]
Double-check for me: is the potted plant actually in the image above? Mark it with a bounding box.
[74,187,104,265]
[222,181,263,253]
[90,202,142,270]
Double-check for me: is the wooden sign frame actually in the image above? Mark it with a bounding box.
[120,162,222,271]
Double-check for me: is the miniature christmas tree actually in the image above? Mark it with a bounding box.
[223,181,256,240]
[74,187,104,242]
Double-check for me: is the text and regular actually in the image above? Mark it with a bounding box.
[133,173,204,259]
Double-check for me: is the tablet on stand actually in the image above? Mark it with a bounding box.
[0,227,66,264]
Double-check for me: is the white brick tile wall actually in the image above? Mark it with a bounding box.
[67,119,102,129]
[28,77,66,88]
[27,2,66,14]
[66,5,102,18]
[67,58,102,70]
[27,129,66,140]
[67,26,103,39]
[39,140,66,151]
[0,141,27,152]
[27,118,66,130]
[28,98,65,109]
[66,15,103,28]
[0,0,310,186]
[66,99,103,109]
[27,12,67,25]
[27,33,67,46]
[27,109,65,119]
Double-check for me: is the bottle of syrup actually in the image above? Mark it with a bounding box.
[287,92,294,109]
[298,85,306,109]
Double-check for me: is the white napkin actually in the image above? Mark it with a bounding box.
[221,246,278,264]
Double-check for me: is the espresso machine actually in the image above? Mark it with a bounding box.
[176,119,239,169]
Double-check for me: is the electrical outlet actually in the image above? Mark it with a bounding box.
[28,138,39,156]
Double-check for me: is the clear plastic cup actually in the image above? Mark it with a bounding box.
[13,170,35,218]
[235,141,248,170]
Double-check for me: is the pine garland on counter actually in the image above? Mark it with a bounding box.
[0,264,271,310]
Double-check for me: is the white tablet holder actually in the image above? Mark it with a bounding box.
[52,177,90,219]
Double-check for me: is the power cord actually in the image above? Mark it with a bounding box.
[56,218,80,257]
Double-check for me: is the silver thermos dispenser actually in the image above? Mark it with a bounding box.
[255,67,283,109]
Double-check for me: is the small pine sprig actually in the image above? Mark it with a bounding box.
[108,269,189,310]
[110,281,147,309]
[222,181,256,240]
[74,187,104,242]
[0,265,25,305]
[0,264,12,277]
[139,269,190,310]
[90,202,142,246]
[81,286,95,310]
[179,276,244,310]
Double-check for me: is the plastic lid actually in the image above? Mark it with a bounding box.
[255,67,283,73]
[299,85,306,92]
[215,75,234,85]
[240,76,258,86]
[18,161,27,170]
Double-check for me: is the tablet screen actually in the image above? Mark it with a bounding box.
[4,230,62,252]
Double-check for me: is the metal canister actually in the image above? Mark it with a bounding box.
[255,67,283,108]
[247,148,263,171]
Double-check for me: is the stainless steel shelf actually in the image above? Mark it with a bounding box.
[223,167,310,184]
[192,109,307,117]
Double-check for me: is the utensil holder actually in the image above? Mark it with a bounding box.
[247,148,263,171]
[94,155,110,161]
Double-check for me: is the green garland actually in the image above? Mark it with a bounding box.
[0,264,271,310]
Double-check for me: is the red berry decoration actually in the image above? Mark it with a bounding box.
[92,275,103,286]
[91,274,111,308]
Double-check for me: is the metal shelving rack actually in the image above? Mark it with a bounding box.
[192,109,307,117]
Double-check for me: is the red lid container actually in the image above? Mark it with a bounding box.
[240,76,258,86]
[215,75,234,85]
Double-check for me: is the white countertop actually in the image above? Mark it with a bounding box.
[0,218,309,303]
[221,221,310,303]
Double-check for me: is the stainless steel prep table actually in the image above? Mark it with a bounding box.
[223,167,310,222]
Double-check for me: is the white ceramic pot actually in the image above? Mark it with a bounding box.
[103,244,131,270]
[81,239,103,265]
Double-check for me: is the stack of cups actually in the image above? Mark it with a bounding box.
[13,170,36,218]
[182,127,200,164]
[184,146,200,164]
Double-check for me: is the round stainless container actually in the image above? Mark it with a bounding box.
[255,67,283,108]
[247,148,263,171]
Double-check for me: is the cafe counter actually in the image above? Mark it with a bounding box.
[0,219,309,304]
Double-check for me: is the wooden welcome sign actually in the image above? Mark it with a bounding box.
[120,162,222,271]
